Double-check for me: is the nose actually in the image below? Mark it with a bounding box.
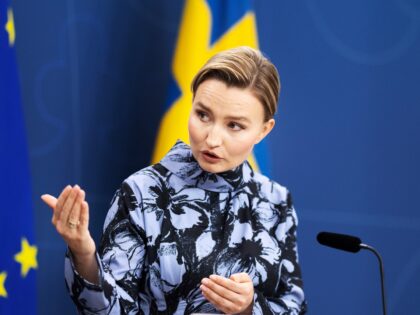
[205,125,222,148]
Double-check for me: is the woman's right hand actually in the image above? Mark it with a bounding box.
[41,185,96,262]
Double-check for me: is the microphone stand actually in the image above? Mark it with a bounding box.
[360,243,387,315]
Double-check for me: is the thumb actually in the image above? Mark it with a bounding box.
[41,194,58,209]
[230,272,250,283]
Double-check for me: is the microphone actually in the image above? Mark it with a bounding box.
[317,231,362,253]
[317,231,387,315]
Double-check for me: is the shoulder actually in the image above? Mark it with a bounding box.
[252,171,292,206]
[105,164,171,216]
[122,163,170,196]
[253,172,290,203]
[104,164,170,228]
[251,172,299,230]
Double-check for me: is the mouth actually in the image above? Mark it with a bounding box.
[202,150,221,158]
[201,150,222,162]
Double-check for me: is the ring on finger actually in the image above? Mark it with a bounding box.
[67,220,79,229]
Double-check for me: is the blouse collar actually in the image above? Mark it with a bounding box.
[159,140,254,192]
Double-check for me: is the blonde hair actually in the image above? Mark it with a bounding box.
[191,46,280,121]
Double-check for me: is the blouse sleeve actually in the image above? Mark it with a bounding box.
[252,190,307,315]
[64,180,149,314]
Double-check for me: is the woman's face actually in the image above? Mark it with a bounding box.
[188,79,275,173]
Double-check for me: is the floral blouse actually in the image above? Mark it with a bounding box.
[64,140,307,314]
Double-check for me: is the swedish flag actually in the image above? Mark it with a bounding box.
[152,0,272,175]
[1,1,38,313]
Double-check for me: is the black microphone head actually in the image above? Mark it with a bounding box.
[317,231,362,253]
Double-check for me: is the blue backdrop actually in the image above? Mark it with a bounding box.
[11,1,420,314]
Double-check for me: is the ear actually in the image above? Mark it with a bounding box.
[255,118,275,144]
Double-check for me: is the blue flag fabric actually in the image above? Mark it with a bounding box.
[0,0,37,313]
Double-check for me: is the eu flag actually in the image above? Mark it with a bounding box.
[1,0,38,313]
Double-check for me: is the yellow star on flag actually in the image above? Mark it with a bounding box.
[0,272,7,298]
[14,238,38,277]
[5,7,16,46]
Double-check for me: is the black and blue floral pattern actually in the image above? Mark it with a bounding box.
[64,140,307,314]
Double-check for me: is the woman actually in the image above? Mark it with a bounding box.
[42,47,307,314]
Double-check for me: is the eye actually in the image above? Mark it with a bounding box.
[228,122,244,131]
[196,110,209,122]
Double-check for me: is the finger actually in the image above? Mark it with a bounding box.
[54,185,72,223]
[41,194,57,209]
[68,189,85,227]
[55,185,72,211]
[59,185,80,225]
[202,277,240,302]
[230,272,252,283]
[201,284,238,314]
[41,194,59,225]
[208,274,242,294]
[80,201,89,230]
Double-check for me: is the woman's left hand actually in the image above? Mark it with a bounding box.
[200,272,254,314]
